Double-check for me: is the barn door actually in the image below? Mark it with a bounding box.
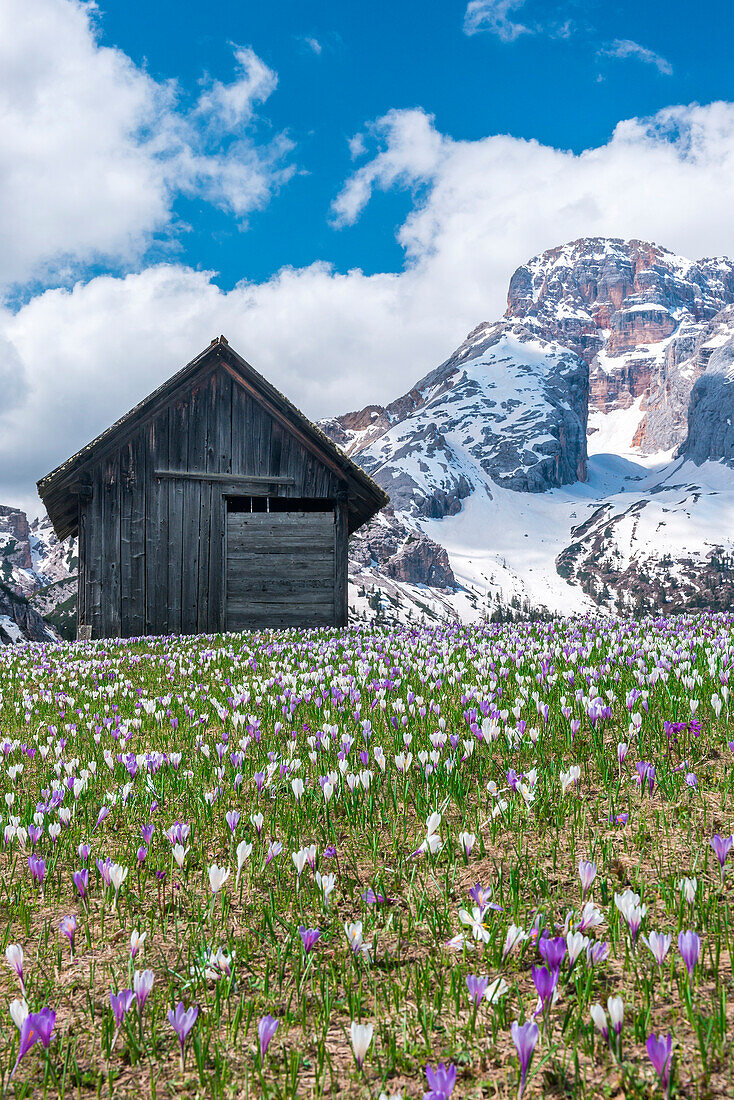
[226,510,336,630]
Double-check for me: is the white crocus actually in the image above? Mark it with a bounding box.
[236,840,253,884]
[9,998,28,1030]
[172,844,189,868]
[566,930,589,965]
[349,1021,374,1068]
[208,864,231,895]
[458,907,490,943]
[291,778,305,800]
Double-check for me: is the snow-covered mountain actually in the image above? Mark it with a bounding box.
[0,507,76,642]
[326,238,734,623]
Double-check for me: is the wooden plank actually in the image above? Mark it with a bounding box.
[119,441,133,634]
[334,491,348,627]
[227,576,334,594]
[127,429,147,637]
[100,453,121,638]
[167,400,187,634]
[76,498,87,631]
[207,371,230,634]
[154,470,295,486]
[227,511,334,526]
[87,469,104,637]
[181,382,204,633]
[147,410,169,636]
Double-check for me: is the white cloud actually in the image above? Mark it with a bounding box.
[5,100,734,513]
[599,39,673,76]
[304,37,323,55]
[463,0,530,41]
[0,0,292,288]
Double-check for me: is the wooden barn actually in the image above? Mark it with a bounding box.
[37,336,388,639]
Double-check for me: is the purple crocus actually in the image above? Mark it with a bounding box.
[59,915,77,957]
[167,1002,198,1068]
[646,1032,673,1094]
[538,935,566,974]
[424,1061,457,1100]
[225,810,241,834]
[466,974,490,1007]
[141,824,154,845]
[677,930,700,978]
[298,926,321,955]
[77,842,91,863]
[710,834,733,883]
[511,1020,539,1099]
[73,868,89,900]
[28,855,46,887]
[258,1014,279,1062]
[9,1007,56,1081]
[110,989,135,1029]
[531,965,557,1013]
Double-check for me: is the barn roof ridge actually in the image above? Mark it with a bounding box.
[37,338,388,540]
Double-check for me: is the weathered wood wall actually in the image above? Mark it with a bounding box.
[78,365,347,639]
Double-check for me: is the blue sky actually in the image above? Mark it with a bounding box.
[91,0,732,288]
[1,0,734,512]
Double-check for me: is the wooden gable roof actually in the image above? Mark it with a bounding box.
[37,336,388,541]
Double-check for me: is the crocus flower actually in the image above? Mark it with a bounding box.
[566,930,589,966]
[578,859,597,899]
[678,876,697,904]
[133,969,154,1015]
[590,1003,609,1042]
[677,930,700,977]
[225,810,241,834]
[538,935,566,974]
[587,940,610,965]
[59,915,77,957]
[167,1002,198,1068]
[9,1007,55,1081]
[710,834,733,883]
[466,974,489,1006]
[236,840,253,884]
[424,1061,457,1099]
[646,1032,673,1094]
[110,988,135,1029]
[531,965,557,1013]
[299,926,321,954]
[349,1021,373,1068]
[503,923,528,959]
[642,931,672,968]
[73,868,89,900]
[28,855,46,887]
[458,831,476,858]
[258,1014,279,1062]
[345,921,372,958]
[614,890,646,942]
[511,1020,539,1099]
[130,930,146,959]
[9,998,28,1031]
[6,944,24,994]
[607,996,624,1036]
[208,864,231,894]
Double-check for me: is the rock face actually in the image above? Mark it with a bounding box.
[0,507,76,643]
[505,238,734,443]
[677,307,734,465]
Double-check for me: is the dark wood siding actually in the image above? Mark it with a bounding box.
[226,511,336,630]
[78,363,350,639]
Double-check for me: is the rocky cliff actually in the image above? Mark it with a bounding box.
[0,508,76,642]
[324,237,734,624]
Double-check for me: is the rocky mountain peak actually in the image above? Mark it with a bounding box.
[506,237,734,365]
